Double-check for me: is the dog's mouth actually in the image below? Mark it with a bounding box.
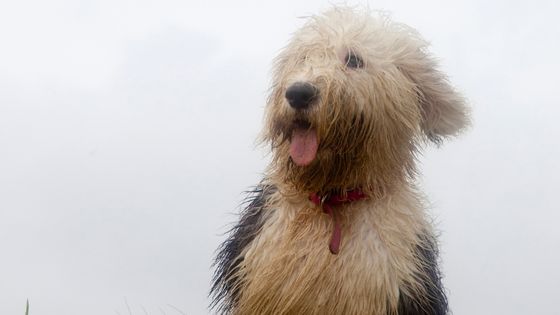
[289,119,318,166]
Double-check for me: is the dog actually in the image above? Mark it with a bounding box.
[211,7,469,315]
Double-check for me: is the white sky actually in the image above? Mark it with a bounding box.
[1,0,559,314]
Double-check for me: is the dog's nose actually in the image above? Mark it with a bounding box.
[285,82,318,110]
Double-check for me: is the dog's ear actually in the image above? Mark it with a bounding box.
[398,56,470,144]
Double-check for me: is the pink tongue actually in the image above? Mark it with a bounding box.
[289,128,318,166]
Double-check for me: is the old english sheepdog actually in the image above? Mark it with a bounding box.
[211,6,469,315]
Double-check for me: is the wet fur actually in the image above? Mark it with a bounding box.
[211,6,468,315]
[213,185,448,314]
[211,184,276,314]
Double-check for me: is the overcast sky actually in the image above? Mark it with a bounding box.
[1,0,559,314]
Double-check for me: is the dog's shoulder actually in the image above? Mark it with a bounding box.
[210,182,276,313]
[398,232,449,315]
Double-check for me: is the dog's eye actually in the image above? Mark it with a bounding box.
[345,52,363,69]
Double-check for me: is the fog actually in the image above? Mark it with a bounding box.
[1,0,559,314]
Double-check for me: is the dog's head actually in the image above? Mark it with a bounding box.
[263,7,469,195]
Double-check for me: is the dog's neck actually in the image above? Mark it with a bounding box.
[309,189,368,254]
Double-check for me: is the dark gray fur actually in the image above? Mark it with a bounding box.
[210,184,275,314]
[398,234,449,315]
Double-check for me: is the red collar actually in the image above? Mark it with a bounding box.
[309,190,368,254]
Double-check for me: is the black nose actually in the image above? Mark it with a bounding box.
[285,82,318,110]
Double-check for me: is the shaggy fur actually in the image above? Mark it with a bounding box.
[212,7,468,315]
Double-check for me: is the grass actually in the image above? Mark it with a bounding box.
[23,299,188,314]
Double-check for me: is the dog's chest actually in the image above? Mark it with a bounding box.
[235,195,423,315]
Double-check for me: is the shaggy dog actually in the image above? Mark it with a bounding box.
[211,7,469,315]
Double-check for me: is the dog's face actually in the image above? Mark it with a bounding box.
[263,8,469,194]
